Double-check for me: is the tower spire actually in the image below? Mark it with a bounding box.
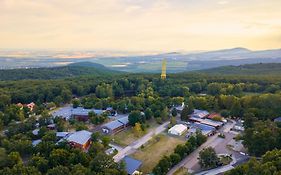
[161,59,166,80]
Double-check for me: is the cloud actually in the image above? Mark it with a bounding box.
[0,0,280,51]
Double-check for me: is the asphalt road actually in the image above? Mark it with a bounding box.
[167,121,237,175]
[113,121,170,162]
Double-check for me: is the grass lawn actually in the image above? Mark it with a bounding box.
[111,120,161,146]
[220,155,232,165]
[173,167,190,175]
[131,134,185,174]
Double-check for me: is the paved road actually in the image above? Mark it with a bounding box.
[113,121,170,162]
[167,121,236,175]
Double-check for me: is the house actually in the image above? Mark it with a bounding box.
[118,116,129,126]
[191,122,216,136]
[66,130,92,150]
[26,102,36,111]
[168,124,188,136]
[274,117,281,123]
[102,116,129,134]
[189,117,223,129]
[123,156,142,175]
[191,109,209,119]
[52,106,104,121]
[72,107,104,121]
[102,120,125,134]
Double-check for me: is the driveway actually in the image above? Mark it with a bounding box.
[113,121,170,162]
[167,121,237,175]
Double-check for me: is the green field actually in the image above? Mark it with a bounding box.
[131,134,185,174]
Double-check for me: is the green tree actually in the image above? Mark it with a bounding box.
[70,164,90,175]
[72,99,80,108]
[128,110,144,126]
[29,155,49,173]
[144,108,153,120]
[180,106,189,121]
[199,147,220,169]
[47,165,70,175]
[171,108,177,117]
[49,149,70,167]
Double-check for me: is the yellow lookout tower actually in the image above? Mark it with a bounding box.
[161,59,167,80]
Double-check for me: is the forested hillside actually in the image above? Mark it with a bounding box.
[198,63,281,75]
[0,62,120,80]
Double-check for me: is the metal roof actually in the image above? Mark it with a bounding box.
[117,116,129,125]
[274,117,281,122]
[103,120,124,130]
[51,106,104,119]
[123,156,142,174]
[32,139,42,146]
[66,130,92,145]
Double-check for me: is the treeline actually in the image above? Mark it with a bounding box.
[0,62,119,81]
[1,72,281,129]
[153,132,207,175]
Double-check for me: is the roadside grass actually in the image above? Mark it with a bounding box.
[173,167,190,175]
[220,155,232,165]
[111,120,160,146]
[131,134,185,174]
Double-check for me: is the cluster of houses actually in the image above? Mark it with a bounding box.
[169,109,226,137]
[32,129,92,151]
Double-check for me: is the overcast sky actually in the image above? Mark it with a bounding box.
[0,0,281,52]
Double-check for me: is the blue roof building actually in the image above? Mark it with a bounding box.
[123,156,142,175]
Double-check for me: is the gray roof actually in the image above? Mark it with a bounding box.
[56,132,70,138]
[123,156,142,174]
[32,139,42,146]
[274,117,281,122]
[103,120,124,130]
[118,116,129,125]
[52,106,104,119]
[66,130,92,145]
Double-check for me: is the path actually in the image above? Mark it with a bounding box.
[113,121,170,162]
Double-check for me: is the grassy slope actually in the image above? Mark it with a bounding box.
[0,62,121,80]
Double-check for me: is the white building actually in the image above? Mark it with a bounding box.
[168,124,187,136]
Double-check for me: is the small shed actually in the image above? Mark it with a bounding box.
[168,124,188,136]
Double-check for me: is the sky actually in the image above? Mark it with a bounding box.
[0,0,281,52]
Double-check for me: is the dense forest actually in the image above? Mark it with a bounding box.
[199,63,281,75]
[0,63,281,174]
[0,62,120,80]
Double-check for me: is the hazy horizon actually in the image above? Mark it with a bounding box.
[1,0,281,52]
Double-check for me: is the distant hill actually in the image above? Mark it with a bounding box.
[0,62,121,81]
[198,63,281,75]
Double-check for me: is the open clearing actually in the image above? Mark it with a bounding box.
[111,120,161,146]
[131,134,185,174]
